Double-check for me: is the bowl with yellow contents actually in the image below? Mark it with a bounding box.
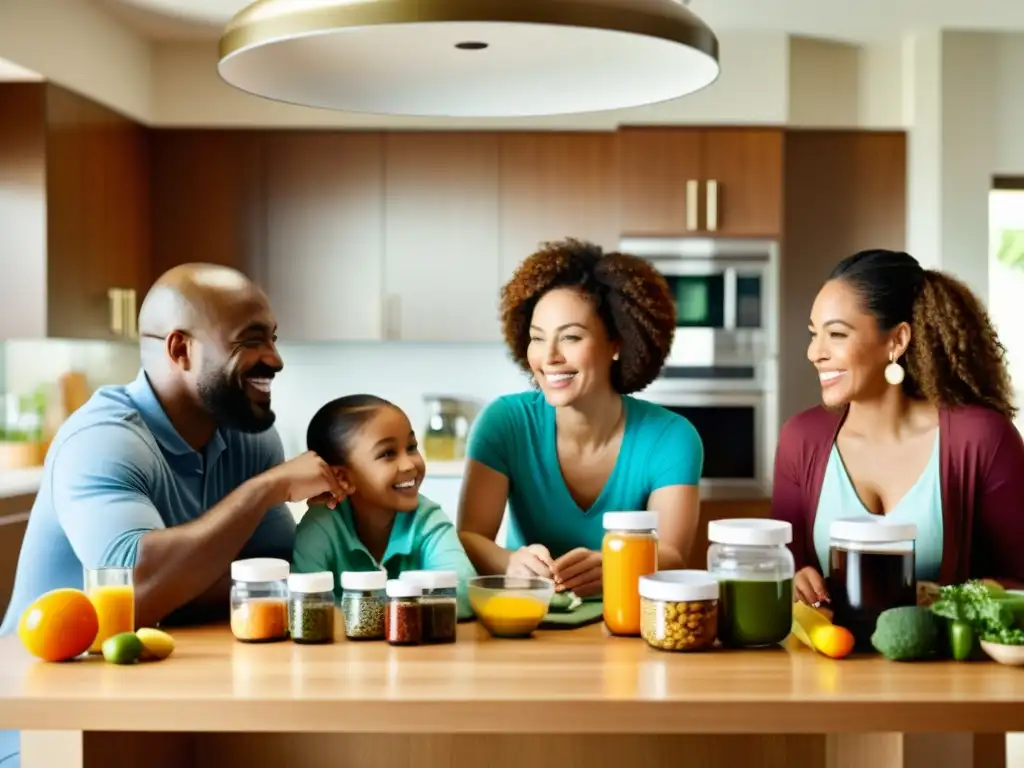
[468,575,555,638]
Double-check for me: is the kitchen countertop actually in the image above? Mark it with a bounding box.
[1,623,1019,768]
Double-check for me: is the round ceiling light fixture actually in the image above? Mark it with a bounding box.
[217,0,720,118]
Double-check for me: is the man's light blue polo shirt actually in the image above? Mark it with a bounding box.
[1,369,296,635]
[0,370,296,766]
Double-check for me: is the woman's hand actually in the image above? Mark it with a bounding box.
[794,566,829,606]
[553,548,603,598]
[506,544,556,580]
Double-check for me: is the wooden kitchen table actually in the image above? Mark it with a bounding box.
[0,622,1021,768]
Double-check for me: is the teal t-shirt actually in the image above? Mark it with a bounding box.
[813,435,943,581]
[292,494,477,618]
[466,391,703,557]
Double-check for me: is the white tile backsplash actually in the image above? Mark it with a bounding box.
[269,342,529,458]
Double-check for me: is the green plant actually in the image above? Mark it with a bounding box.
[996,229,1024,270]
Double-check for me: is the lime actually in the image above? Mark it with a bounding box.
[102,632,144,665]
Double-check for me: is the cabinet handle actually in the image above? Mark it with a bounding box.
[706,180,719,232]
[123,289,138,339]
[108,288,124,336]
[685,179,698,231]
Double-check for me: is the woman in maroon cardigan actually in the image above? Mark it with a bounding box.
[772,249,1024,604]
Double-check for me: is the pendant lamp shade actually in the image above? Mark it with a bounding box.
[218,0,720,117]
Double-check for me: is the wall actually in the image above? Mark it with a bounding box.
[0,0,151,122]
[904,31,1024,298]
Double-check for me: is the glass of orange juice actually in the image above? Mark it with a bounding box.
[84,566,135,653]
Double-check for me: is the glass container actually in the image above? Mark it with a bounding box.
[229,557,290,643]
[827,518,918,649]
[288,571,336,644]
[400,570,458,644]
[707,518,795,648]
[601,511,659,636]
[84,566,135,653]
[639,570,719,653]
[340,570,387,641]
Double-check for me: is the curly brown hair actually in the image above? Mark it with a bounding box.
[830,249,1016,419]
[500,238,677,394]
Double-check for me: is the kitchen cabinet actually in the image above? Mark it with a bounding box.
[384,133,501,342]
[149,130,264,285]
[0,83,149,341]
[499,132,619,283]
[263,132,385,342]
[618,127,783,238]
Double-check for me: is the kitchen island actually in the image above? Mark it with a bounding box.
[0,622,1018,768]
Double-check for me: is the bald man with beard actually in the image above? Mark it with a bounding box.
[0,263,344,636]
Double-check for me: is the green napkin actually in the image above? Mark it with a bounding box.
[540,596,604,629]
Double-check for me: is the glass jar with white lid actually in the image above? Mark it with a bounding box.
[706,518,795,648]
[230,557,290,643]
[399,570,458,644]
[340,569,388,641]
[288,571,336,645]
[827,518,918,649]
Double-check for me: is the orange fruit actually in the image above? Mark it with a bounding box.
[18,588,99,662]
[809,623,856,659]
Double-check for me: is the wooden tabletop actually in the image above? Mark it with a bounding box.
[2,622,1024,735]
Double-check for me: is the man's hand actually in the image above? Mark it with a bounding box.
[553,548,602,598]
[264,451,345,505]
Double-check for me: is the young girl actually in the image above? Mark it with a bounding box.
[292,394,476,618]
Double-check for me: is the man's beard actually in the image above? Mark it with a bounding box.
[197,365,277,434]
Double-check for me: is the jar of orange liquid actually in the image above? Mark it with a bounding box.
[84,566,135,653]
[601,511,658,636]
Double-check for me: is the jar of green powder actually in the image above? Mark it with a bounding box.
[707,519,794,648]
[288,572,336,645]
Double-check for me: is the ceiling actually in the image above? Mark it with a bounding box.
[96,0,1024,44]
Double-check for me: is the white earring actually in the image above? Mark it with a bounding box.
[884,351,905,386]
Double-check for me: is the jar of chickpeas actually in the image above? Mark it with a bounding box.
[638,570,719,652]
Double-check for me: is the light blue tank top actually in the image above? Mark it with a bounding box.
[813,434,943,581]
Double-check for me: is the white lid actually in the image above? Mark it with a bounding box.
[386,579,423,598]
[830,518,918,544]
[603,511,659,531]
[399,570,458,590]
[708,519,792,547]
[231,557,290,583]
[288,571,334,594]
[341,570,388,591]
[638,570,719,602]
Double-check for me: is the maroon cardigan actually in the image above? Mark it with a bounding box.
[771,404,1024,586]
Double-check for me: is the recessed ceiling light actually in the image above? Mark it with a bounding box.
[217,0,720,118]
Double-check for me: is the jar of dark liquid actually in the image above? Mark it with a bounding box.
[827,519,917,650]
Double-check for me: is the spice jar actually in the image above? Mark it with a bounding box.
[827,518,918,650]
[602,511,659,636]
[706,518,795,648]
[385,579,423,646]
[639,570,719,653]
[341,570,387,641]
[288,572,336,645]
[230,558,290,643]
[399,570,458,644]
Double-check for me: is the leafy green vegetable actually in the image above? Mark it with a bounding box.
[930,580,1024,645]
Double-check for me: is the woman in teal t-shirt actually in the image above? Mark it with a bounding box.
[457,238,704,598]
